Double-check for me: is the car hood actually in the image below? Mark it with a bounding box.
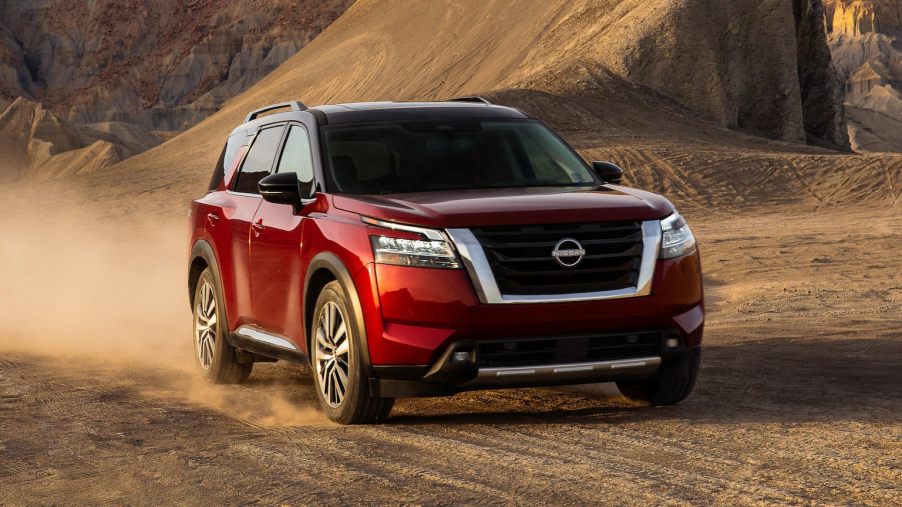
[331,186,674,228]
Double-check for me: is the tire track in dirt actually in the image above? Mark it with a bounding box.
[544,417,900,504]
[390,420,805,504]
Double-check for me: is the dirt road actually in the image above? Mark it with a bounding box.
[1,206,899,505]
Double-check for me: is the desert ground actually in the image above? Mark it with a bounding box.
[0,138,899,504]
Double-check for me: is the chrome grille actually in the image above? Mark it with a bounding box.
[470,221,643,295]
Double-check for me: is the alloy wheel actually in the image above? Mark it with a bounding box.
[315,301,350,407]
[194,281,217,369]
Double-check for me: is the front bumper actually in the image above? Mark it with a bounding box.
[358,240,704,397]
[364,250,704,366]
[369,329,697,397]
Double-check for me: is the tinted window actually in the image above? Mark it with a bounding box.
[321,120,596,194]
[276,124,315,197]
[233,126,283,194]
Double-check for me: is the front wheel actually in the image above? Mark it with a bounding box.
[192,268,252,384]
[617,349,700,405]
[311,281,393,424]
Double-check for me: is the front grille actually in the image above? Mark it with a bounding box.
[471,221,644,295]
[477,331,663,368]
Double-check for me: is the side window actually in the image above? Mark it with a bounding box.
[276,124,316,197]
[233,126,284,194]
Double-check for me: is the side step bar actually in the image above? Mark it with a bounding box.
[228,325,307,363]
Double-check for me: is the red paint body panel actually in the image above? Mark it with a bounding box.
[189,186,704,369]
[249,199,305,335]
[191,191,261,331]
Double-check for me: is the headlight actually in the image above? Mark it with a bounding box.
[363,217,460,269]
[660,212,696,259]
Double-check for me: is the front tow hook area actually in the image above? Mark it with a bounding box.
[422,341,478,384]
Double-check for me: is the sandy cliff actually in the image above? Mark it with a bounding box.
[0,0,857,181]
[505,0,847,148]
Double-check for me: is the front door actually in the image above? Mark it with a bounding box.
[249,123,316,345]
[226,124,284,327]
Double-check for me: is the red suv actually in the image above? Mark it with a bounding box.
[187,98,703,424]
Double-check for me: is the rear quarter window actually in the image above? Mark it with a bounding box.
[208,132,250,191]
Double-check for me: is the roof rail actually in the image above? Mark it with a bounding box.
[446,96,492,105]
[244,101,307,123]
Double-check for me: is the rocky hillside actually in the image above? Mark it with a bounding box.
[0,0,352,180]
[95,0,881,214]
[0,97,161,182]
[1,0,854,182]
[0,0,352,131]
[825,0,902,152]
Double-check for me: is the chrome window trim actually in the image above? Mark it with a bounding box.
[235,325,299,351]
[446,220,661,304]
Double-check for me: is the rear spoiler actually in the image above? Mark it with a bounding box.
[244,101,307,123]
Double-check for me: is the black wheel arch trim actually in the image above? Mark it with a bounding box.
[189,239,240,350]
[189,240,222,305]
[304,252,373,374]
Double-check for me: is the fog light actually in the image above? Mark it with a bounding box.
[452,351,472,363]
[665,338,679,348]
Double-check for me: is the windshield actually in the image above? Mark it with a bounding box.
[321,119,597,194]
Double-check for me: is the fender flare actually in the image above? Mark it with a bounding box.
[189,240,251,355]
[189,240,223,301]
[304,252,372,373]
[188,240,232,332]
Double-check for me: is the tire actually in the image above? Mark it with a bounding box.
[617,348,700,405]
[192,268,252,384]
[310,281,394,424]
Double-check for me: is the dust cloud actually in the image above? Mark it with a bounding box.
[0,209,189,364]
[0,201,324,426]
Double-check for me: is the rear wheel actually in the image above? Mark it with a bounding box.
[617,349,700,405]
[311,281,393,424]
[193,268,252,384]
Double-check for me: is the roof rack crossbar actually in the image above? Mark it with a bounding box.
[446,96,492,105]
[244,100,307,123]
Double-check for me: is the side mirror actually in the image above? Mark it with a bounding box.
[259,172,312,212]
[592,161,624,184]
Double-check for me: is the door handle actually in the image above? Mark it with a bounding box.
[251,219,265,236]
[206,212,220,226]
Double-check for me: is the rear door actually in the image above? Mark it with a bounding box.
[195,130,250,332]
[225,123,285,327]
[249,123,316,342]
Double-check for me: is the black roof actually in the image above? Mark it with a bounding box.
[307,101,530,124]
